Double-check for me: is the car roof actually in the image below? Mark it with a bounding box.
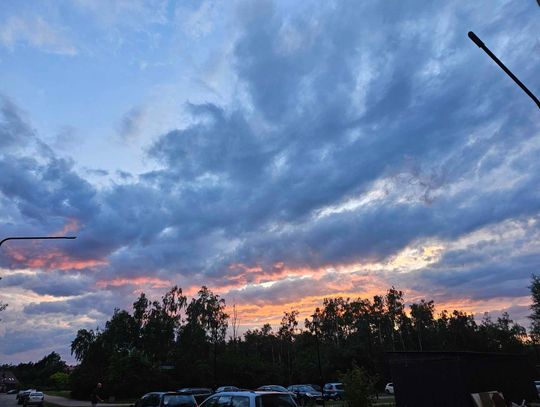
[208,391,288,397]
[179,388,212,392]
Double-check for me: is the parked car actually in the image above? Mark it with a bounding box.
[7,389,19,395]
[215,387,240,393]
[256,386,296,400]
[384,383,394,394]
[200,391,296,407]
[286,385,323,405]
[256,386,289,393]
[24,392,44,407]
[535,380,540,394]
[134,392,197,407]
[323,383,344,401]
[177,388,214,405]
[17,390,36,405]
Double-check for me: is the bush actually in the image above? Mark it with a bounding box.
[49,372,70,390]
[340,364,378,407]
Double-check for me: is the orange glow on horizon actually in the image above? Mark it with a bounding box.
[96,276,172,289]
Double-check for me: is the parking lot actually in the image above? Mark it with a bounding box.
[1,391,395,407]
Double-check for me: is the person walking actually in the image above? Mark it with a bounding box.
[91,383,103,407]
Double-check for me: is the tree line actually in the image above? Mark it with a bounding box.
[67,283,533,399]
[1,352,69,390]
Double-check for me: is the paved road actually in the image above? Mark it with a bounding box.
[0,394,129,407]
[0,394,18,407]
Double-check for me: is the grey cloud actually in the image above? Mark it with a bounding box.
[0,95,35,151]
[0,326,73,355]
[1,0,540,362]
[2,272,93,297]
[24,292,117,316]
[118,106,146,140]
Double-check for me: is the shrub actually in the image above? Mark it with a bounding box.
[340,364,378,407]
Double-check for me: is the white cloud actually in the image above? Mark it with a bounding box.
[0,16,77,56]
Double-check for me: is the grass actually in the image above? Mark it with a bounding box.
[45,391,72,398]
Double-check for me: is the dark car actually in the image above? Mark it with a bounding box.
[286,386,322,405]
[322,383,344,401]
[256,386,289,393]
[177,388,214,405]
[8,389,19,395]
[135,392,197,407]
[256,386,296,400]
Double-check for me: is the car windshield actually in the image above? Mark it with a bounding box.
[298,387,317,393]
[256,395,296,407]
[163,395,196,407]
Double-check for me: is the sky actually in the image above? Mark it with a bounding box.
[0,0,539,364]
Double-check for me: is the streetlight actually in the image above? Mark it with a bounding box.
[468,31,540,110]
[0,236,76,247]
[312,314,326,407]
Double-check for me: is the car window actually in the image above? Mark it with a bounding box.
[231,396,249,407]
[144,395,161,407]
[256,394,296,407]
[163,395,196,407]
[142,395,153,407]
[335,385,343,390]
[217,396,232,407]
[201,396,220,407]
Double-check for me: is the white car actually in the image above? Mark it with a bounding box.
[384,383,394,394]
[24,392,44,407]
[200,391,297,407]
[535,380,540,394]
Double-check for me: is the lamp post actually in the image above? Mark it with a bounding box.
[0,236,76,247]
[468,31,540,110]
[313,315,325,407]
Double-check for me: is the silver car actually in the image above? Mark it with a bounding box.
[200,391,297,407]
[24,392,44,407]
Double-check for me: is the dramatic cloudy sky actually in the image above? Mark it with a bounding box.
[1,0,539,363]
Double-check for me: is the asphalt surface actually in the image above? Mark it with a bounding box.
[0,394,129,407]
[0,394,20,407]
